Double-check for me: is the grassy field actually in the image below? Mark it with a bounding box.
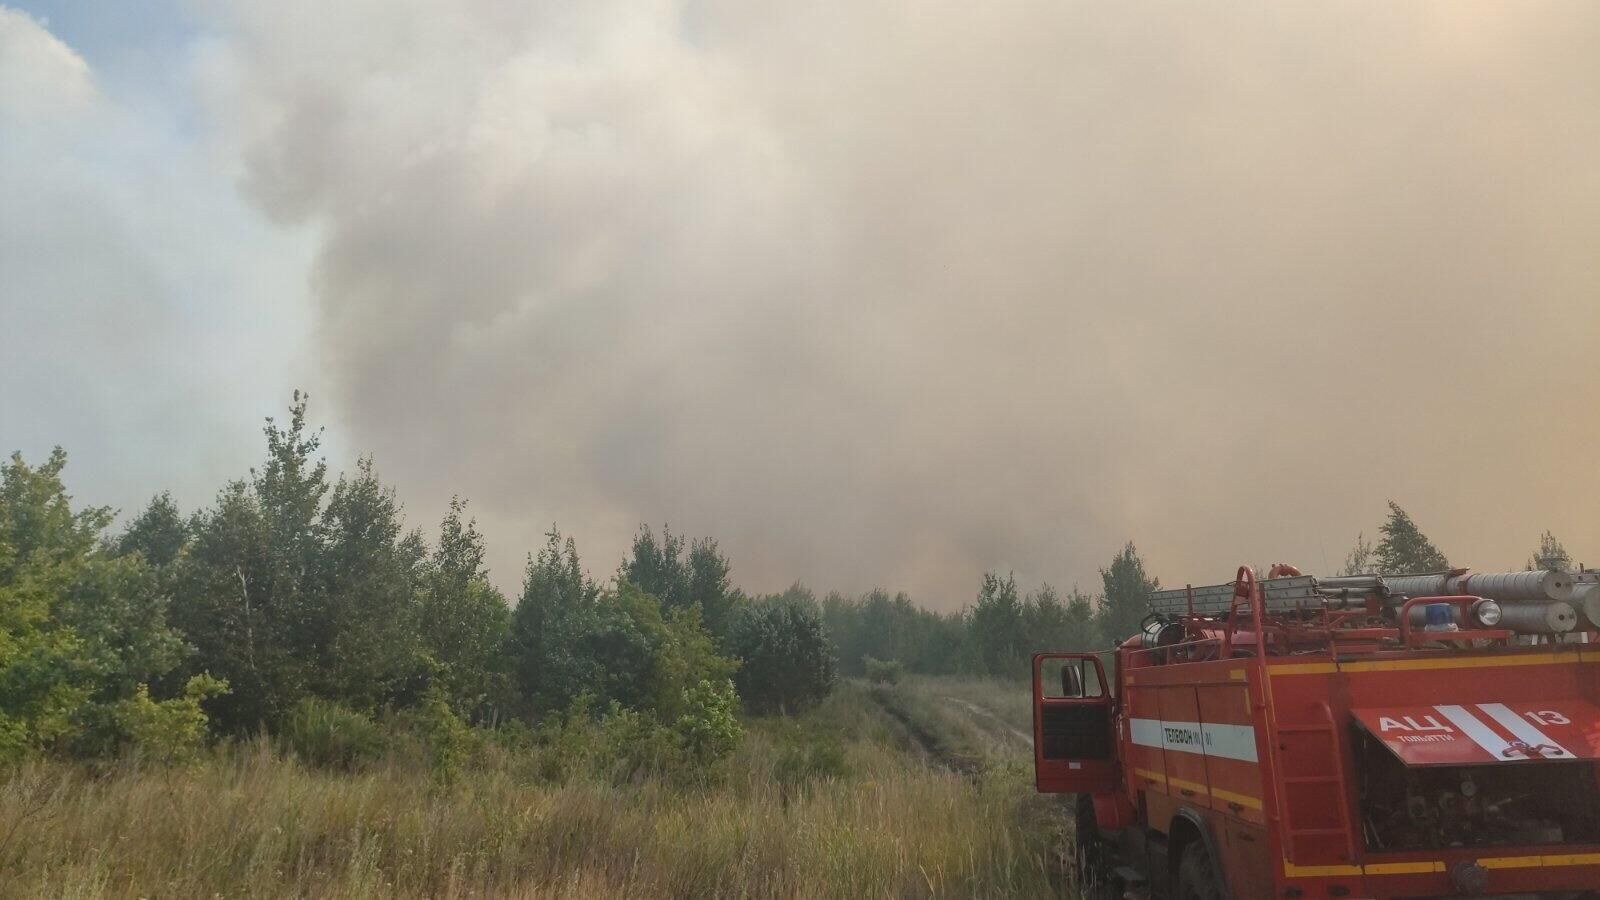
[0,678,1076,899]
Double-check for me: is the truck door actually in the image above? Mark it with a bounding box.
[1033,653,1117,794]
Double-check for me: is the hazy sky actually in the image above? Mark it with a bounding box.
[4,2,1597,607]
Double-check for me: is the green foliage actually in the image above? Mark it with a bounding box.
[419,498,511,720]
[674,678,742,768]
[408,687,472,785]
[1020,582,1100,654]
[1340,531,1377,575]
[169,397,483,732]
[116,674,228,765]
[623,524,691,610]
[528,698,680,784]
[1375,501,1449,575]
[114,492,189,568]
[863,656,903,684]
[624,525,743,642]
[970,572,1025,675]
[1098,541,1159,644]
[1528,531,1571,571]
[728,586,836,715]
[317,456,428,710]
[510,527,601,717]
[280,697,387,770]
[775,730,849,785]
[822,589,966,677]
[0,449,188,762]
[1060,587,1098,652]
[543,679,741,784]
[823,578,1104,681]
[511,529,735,723]
[690,539,743,641]
[169,395,334,733]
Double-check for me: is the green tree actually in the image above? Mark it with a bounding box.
[115,674,229,766]
[970,572,1025,674]
[622,524,690,610]
[0,449,99,760]
[252,392,331,690]
[728,585,836,715]
[509,526,600,717]
[172,481,287,732]
[688,537,741,640]
[1063,587,1098,651]
[1340,532,1377,576]
[1099,542,1159,645]
[1022,583,1071,656]
[0,449,189,759]
[674,678,742,768]
[1527,531,1571,571]
[316,457,426,710]
[584,581,736,719]
[114,492,189,567]
[821,588,968,677]
[170,394,331,732]
[1374,502,1449,575]
[418,498,510,720]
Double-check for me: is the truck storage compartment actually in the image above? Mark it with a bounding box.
[1353,723,1600,851]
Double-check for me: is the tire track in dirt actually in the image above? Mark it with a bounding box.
[866,685,982,776]
[941,697,1031,747]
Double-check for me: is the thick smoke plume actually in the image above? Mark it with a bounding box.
[205,1,1600,602]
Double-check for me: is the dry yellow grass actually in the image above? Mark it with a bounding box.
[0,682,1071,899]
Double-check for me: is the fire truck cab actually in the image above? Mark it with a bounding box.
[1033,566,1600,899]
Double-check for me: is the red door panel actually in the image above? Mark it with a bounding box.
[1032,653,1117,794]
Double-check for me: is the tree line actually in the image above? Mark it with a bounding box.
[826,504,1586,679]
[3,394,1583,761]
[0,395,835,764]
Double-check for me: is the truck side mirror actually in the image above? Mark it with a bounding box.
[1061,663,1084,698]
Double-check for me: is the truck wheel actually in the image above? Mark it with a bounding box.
[1072,796,1115,897]
[1176,841,1221,900]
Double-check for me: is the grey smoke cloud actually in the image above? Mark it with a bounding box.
[204,0,1600,603]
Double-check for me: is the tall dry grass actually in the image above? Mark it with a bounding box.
[0,682,1070,899]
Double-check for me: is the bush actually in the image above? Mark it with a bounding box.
[280,698,387,771]
[406,688,474,785]
[863,656,903,684]
[728,587,837,715]
[598,704,680,783]
[774,729,849,785]
[115,674,229,765]
[674,678,742,769]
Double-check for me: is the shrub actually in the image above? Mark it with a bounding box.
[597,704,680,783]
[115,674,229,765]
[774,729,849,785]
[674,678,742,769]
[280,698,386,770]
[408,688,473,785]
[863,656,903,684]
[728,587,837,715]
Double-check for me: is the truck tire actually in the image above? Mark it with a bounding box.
[1176,841,1222,900]
[1072,795,1117,899]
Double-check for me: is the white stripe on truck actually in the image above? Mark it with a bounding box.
[1128,718,1258,762]
[1433,704,1512,759]
[1477,703,1574,759]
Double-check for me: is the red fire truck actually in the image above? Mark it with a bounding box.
[1032,565,1600,899]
